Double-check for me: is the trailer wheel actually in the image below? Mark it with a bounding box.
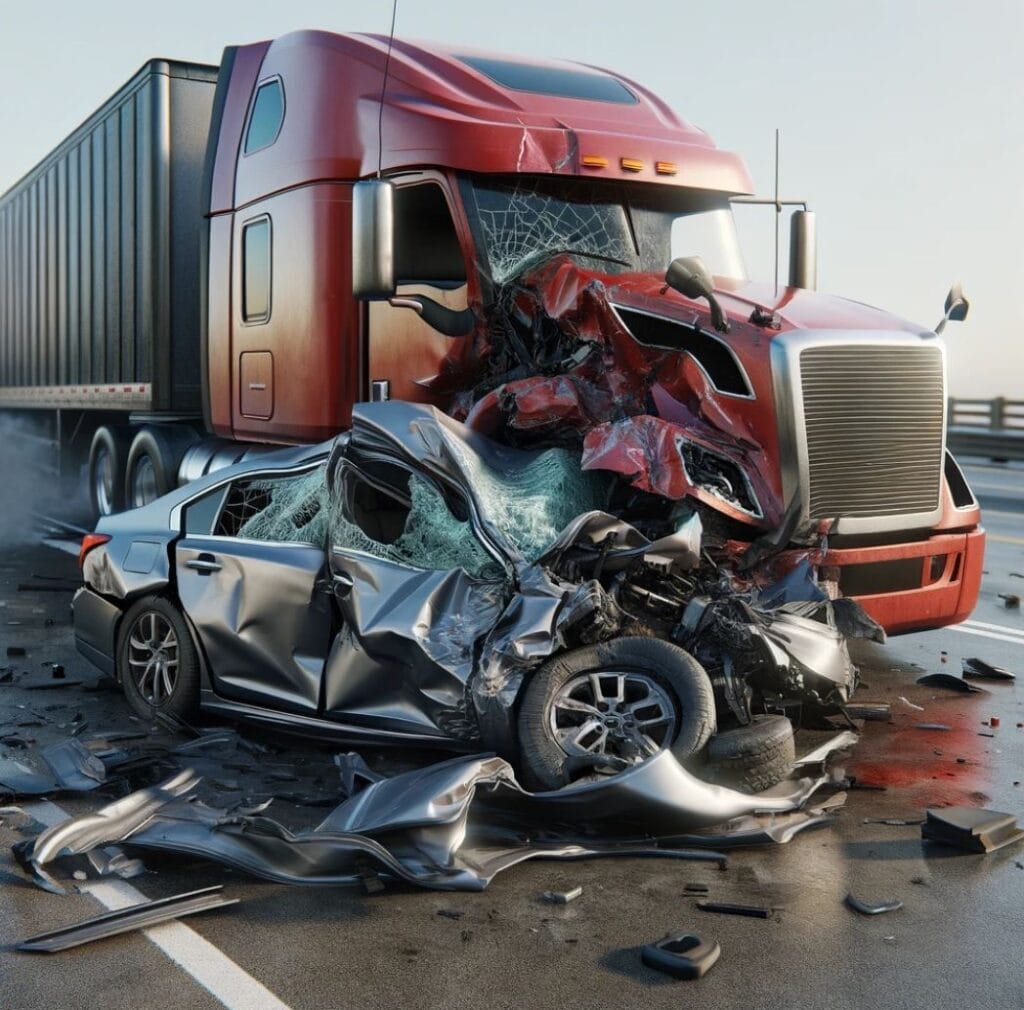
[125,427,197,509]
[88,426,132,517]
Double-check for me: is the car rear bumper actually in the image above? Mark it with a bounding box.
[818,527,986,635]
[73,587,122,675]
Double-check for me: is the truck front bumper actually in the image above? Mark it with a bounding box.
[817,527,986,635]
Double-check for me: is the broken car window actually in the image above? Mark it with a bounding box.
[231,467,330,546]
[331,472,502,579]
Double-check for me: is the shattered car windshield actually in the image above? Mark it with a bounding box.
[464,176,747,285]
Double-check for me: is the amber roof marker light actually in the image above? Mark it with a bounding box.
[620,157,644,172]
[655,161,678,175]
[582,155,608,168]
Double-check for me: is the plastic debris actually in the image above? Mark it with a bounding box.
[641,933,721,980]
[695,900,770,919]
[542,886,582,904]
[962,658,1015,681]
[898,696,925,712]
[922,807,1024,853]
[845,893,903,916]
[916,673,984,694]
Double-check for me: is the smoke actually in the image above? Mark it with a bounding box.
[0,413,88,545]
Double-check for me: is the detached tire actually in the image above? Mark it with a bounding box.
[117,596,200,723]
[517,637,716,790]
[705,715,796,793]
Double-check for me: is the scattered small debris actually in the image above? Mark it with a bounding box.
[990,717,1001,729]
[641,933,721,980]
[695,900,770,919]
[848,778,887,792]
[962,658,1015,681]
[922,807,1024,853]
[898,696,924,712]
[979,732,995,738]
[845,893,903,916]
[916,673,984,694]
[683,882,710,894]
[914,723,951,732]
[940,651,948,664]
[844,703,892,722]
[542,886,582,904]
[998,594,1021,610]
[436,909,465,920]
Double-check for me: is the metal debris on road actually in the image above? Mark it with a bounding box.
[695,900,771,919]
[542,886,582,904]
[962,658,1015,681]
[15,885,238,953]
[845,893,903,916]
[916,673,985,694]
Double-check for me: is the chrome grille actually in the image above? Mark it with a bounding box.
[799,344,944,520]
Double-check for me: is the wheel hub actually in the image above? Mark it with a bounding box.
[549,670,678,765]
[127,611,180,706]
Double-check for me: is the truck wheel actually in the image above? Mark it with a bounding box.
[117,596,200,722]
[704,715,796,793]
[125,426,197,509]
[516,637,716,790]
[88,426,132,517]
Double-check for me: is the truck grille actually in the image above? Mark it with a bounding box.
[799,344,944,520]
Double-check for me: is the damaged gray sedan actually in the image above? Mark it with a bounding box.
[74,402,877,789]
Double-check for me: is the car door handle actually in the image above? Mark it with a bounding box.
[186,556,222,574]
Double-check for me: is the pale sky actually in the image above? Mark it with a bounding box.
[1,0,1021,397]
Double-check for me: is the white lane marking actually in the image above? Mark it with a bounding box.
[962,619,1024,638]
[950,625,1024,646]
[23,800,293,1010]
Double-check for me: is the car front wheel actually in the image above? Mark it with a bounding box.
[117,596,200,722]
[516,636,716,790]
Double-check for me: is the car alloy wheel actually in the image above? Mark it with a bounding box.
[126,610,180,705]
[549,670,678,762]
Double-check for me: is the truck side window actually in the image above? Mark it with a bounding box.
[244,78,285,154]
[393,185,466,288]
[242,217,271,323]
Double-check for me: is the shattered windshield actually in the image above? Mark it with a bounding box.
[464,176,746,285]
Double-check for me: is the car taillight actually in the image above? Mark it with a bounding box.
[79,533,111,569]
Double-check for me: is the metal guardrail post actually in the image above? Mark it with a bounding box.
[991,397,1006,429]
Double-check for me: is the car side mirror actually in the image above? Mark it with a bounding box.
[352,179,395,300]
[664,256,730,333]
[934,283,969,335]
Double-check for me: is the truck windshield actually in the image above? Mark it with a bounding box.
[463,176,747,286]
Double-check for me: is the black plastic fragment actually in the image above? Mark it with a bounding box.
[916,673,984,694]
[922,807,1024,853]
[962,658,1015,681]
[845,892,903,915]
[641,933,721,980]
[695,900,770,919]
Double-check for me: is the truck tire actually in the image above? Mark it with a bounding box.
[88,426,133,517]
[125,426,198,510]
[117,595,200,722]
[704,715,796,793]
[516,637,716,790]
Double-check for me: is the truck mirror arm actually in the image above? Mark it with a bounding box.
[388,296,476,337]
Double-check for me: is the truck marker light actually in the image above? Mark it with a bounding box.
[620,157,644,172]
[582,155,608,168]
[79,533,112,569]
[655,161,678,175]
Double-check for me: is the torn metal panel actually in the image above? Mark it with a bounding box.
[0,740,105,797]
[29,739,852,893]
[16,886,238,953]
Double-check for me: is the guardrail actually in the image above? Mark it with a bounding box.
[947,397,1024,461]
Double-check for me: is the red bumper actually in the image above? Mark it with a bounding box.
[819,527,986,635]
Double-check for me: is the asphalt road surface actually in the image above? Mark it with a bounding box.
[2,460,1023,1010]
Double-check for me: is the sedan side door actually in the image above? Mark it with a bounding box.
[175,468,334,714]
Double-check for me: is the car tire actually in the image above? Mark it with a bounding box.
[88,425,133,517]
[516,636,716,790]
[117,596,201,723]
[124,426,198,510]
[704,715,796,793]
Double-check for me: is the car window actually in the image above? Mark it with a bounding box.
[335,469,502,579]
[182,486,229,536]
[215,467,328,546]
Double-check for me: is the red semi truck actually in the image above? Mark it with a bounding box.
[0,30,983,634]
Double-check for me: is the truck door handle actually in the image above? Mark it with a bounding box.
[186,554,222,574]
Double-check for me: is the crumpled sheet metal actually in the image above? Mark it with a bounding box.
[28,739,854,893]
[0,740,106,797]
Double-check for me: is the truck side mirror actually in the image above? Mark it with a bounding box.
[934,283,969,334]
[352,179,395,300]
[788,210,817,291]
[664,256,730,333]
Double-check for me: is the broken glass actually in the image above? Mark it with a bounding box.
[235,467,330,546]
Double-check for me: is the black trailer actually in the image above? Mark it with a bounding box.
[0,59,218,513]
